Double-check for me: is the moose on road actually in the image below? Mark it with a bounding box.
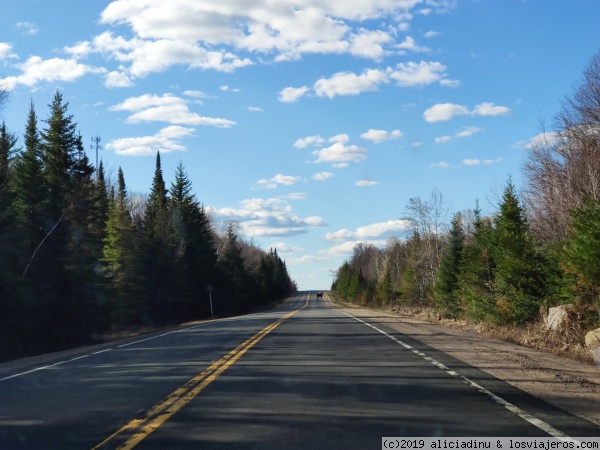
[317,292,323,300]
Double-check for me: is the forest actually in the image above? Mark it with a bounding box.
[0,92,296,362]
[332,52,600,333]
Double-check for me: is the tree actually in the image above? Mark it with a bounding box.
[524,51,600,243]
[562,197,600,302]
[434,212,465,317]
[12,102,45,269]
[169,162,218,319]
[402,188,449,290]
[492,181,548,323]
[103,168,138,325]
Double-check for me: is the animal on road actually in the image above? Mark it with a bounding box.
[317,292,323,300]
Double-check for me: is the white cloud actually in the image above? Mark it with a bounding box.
[271,242,305,254]
[110,93,236,127]
[105,70,134,88]
[212,196,326,238]
[279,86,310,103]
[253,174,302,190]
[106,126,195,156]
[96,0,454,76]
[434,126,482,143]
[280,61,457,101]
[430,161,451,168]
[0,43,17,60]
[312,171,335,181]
[326,219,411,240]
[312,142,368,165]
[520,131,560,150]
[0,56,105,90]
[396,36,430,53]
[296,133,367,166]
[279,192,307,200]
[463,159,481,166]
[244,106,263,112]
[360,128,403,143]
[288,255,329,264]
[483,157,503,165]
[424,30,439,38]
[424,102,510,122]
[294,135,325,149]
[16,22,38,35]
[355,180,378,187]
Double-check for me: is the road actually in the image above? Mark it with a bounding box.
[0,291,598,449]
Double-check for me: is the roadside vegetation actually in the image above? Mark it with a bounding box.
[0,91,296,362]
[331,51,600,362]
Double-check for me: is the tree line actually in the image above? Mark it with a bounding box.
[0,91,296,362]
[332,51,600,329]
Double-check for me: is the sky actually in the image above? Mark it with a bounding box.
[1,0,599,290]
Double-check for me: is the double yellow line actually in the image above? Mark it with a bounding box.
[93,293,310,450]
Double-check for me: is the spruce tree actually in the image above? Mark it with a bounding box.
[434,212,465,317]
[493,181,547,323]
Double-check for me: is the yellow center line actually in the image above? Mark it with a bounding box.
[92,292,311,450]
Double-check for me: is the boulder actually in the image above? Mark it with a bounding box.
[545,304,576,331]
[585,328,600,350]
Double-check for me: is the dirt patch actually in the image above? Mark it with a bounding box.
[324,293,600,428]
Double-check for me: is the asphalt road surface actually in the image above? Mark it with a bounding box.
[0,291,598,449]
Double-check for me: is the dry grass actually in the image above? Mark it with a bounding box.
[329,293,595,365]
[390,304,595,365]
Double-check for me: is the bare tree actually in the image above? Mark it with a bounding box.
[402,188,449,284]
[523,51,600,243]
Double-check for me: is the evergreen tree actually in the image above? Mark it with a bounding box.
[12,102,45,270]
[563,196,600,302]
[492,181,547,323]
[169,162,218,319]
[459,203,498,322]
[145,151,170,241]
[434,212,465,317]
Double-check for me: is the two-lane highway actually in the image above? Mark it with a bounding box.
[0,292,597,449]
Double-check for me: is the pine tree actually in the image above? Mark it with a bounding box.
[434,212,465,317]
[145,151,170,241]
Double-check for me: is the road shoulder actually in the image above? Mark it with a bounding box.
[323,293,600,428]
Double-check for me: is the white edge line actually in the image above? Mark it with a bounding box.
[0,293,305,382]
[334,308,577,442]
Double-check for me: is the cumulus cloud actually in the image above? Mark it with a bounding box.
[93,0,455,79]
[0,56,105,90]
[253,174,302,190]
[519,131,560,150]
[326,219,411,241]
[312,171,335,181]
[312,142,368,165]
[110,93,236,127]
[430,161,452,168]
[211,196,326,238]
[434,126,482,143]
[295,133,367,166]
[106,126,195,156]
[294,135,325,149]
[0,43,17,60]
[360,128,403,143]
[270,242,305,254]
[424,102,510,122]
[280,61,457,101]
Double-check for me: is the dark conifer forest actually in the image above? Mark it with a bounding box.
[0,92,296,362]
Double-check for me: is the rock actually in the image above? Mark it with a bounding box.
[585,328,600,350]
[545,304,576,331]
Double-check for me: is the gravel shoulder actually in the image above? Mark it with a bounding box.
[324,293,600,428]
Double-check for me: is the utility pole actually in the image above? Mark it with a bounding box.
[91,135,102,173]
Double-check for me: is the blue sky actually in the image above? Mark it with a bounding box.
[1,0,599,290]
